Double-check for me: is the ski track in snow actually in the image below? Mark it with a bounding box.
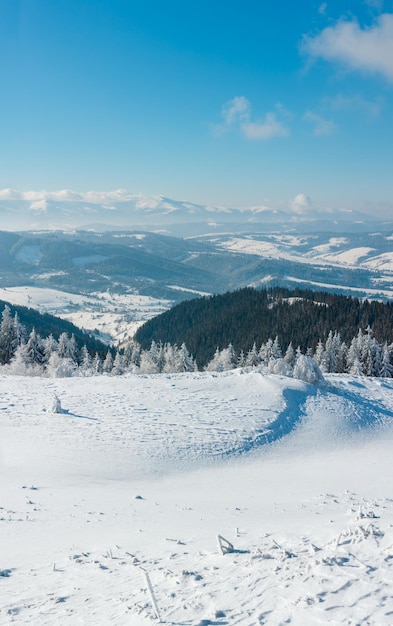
[1,370,393,625]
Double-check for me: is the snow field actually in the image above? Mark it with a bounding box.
[1,371,393,624]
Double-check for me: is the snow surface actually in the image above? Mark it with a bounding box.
[0,287,171,345]
[1,369,393,625]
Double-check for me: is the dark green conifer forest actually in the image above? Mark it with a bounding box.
[134,287,393,367]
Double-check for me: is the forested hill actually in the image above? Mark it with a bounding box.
[0,298,108,357]
[134,287,393,368]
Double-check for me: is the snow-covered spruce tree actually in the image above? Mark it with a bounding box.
[177,342,197,372]
[0,305,21,364]
[139,342,160,374]
[46,351,78,378]
[321,330,338,374]
[267,357,293,377]
[360,326,380,377]
[259,338,273,366]
[43,334,58,365]
[122,341,141,370]
[245,342,260,367]
[205,344,238,372]
[23,328,46,372]
[293,354,325,385]
[162,342,177,373]
[57,332,78,363]
[270,336,283,361]
[79,344,94,376]
[313,340,325,368]
[379,342,393,378]
[92,352,103,375]
[205,347,224,372]
[283,342,295,367]
[13,312,26,353]
[112,351,124,376]
[347,335,362,375]
[102,350,114,374]
[238,350,246,368]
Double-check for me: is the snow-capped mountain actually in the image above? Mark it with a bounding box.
[0,188,387,235]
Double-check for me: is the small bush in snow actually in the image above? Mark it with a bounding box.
[293,355,325,385]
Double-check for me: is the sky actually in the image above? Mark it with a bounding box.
[1,0,393,217]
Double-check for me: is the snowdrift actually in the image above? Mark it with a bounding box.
[1,370,393,625]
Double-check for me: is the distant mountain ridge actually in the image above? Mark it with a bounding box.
[0,189,389,236]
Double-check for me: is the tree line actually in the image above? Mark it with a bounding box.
[134,286,393,367]
[0,301,392,379]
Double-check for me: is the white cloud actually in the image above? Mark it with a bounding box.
[290,193,314,214]
[0,188,141,211]
[215,97,289,141]
[325,93,382,117]
[241,114,289,140]
[302,13,393,82]
[29,199,48,212]
[303,110,337,135]
[0,188,24,200]
[221,96,250,126]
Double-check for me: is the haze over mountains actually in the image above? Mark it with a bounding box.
[0,189,390,236]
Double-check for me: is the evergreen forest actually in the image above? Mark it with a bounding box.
[134,287,393,367]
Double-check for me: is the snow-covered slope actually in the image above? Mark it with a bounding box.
[1,370,393,624]
[0,286,171,345]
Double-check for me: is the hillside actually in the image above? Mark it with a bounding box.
[0,299,108,358]
[134,287,393,367]
[1,370,393,624]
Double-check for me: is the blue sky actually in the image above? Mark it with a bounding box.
[1,0,393,216]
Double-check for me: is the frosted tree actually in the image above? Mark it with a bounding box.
[79,345,93,376]
[238,350,246,367]
[102,350,114,374]
[175,342,197,373]
[0,305,17,364]
[379,342,393,378]
[123,341,141,370]
[162,342,177,373]
[23,328,46,368]
[267,357,293,377]
[58,332,79,364]
[47,351,77,377]
[259,339,273,366]
[92,352,103,374]
[43,334,58,365]
[361,327,379,377]
[13,312,26,351]
[220,343,238,370]
[283,342,296,367]
[139,341,161,374]
[112,351,124,375]
[322,331,338,373]
[337,341,348,374]
[245,342,260,367]
[313,340,325,367]
[205,347,224,372]
[270,336,282,361]
[293,354,325,385]
[347,336,362,374]
[9,343,29,375]
[205,344,238,371]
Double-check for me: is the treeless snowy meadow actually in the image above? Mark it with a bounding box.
[1,370,393,624]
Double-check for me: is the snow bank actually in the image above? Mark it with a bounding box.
[1,370,393,624]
